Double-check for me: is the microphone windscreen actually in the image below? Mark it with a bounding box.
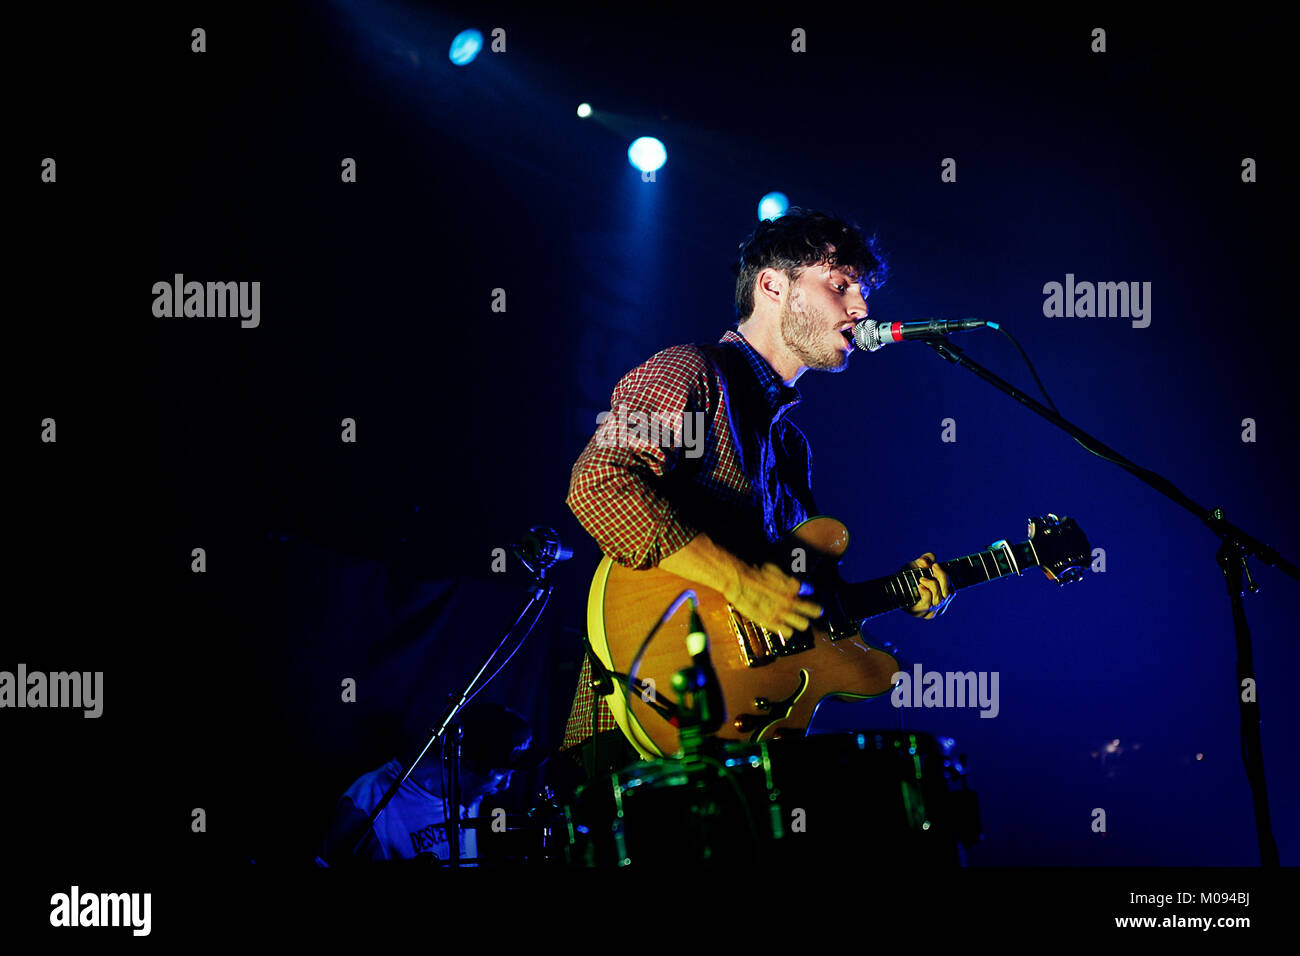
[853,319,884,352]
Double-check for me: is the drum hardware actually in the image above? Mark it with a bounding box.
[562,731,981,867]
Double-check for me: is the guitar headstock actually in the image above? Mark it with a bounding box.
[1027,513,1090,585]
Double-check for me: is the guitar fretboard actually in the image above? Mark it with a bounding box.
[840,539,1039,621]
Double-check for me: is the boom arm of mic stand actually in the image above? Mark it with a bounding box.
[925,338,1297,577]
[923,335,1293,866]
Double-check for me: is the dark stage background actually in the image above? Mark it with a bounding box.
[11,0,1298,911]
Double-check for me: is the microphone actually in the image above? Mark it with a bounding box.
[684,600,725,734]
[509,527,573,570]
[853,317,997,352]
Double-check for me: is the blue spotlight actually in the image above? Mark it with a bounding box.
[758,191,789,220]
[627,137,667,173]
[449,29,483,66]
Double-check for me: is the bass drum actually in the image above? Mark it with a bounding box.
[565,731,979,867]
[565,738,783,867]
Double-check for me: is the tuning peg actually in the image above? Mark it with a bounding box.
[1028,514,1061,537]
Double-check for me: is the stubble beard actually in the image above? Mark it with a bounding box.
[780,295,850,372]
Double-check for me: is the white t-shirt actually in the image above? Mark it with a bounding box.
[337,758,481,863]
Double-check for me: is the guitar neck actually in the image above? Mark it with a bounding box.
[840,538,1040,621]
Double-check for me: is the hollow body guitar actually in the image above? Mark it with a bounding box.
[586,514,1089,759]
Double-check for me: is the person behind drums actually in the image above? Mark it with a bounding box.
[317,701,533,865]
[558,208,954,783]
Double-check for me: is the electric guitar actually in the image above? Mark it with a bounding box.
[585,513,1090,758]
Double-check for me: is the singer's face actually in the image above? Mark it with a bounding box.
[779,262,869,372]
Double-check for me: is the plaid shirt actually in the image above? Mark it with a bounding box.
[561,329,818,749]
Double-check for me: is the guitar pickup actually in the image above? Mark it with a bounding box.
[726,605,812,665]
[770,625,813,655]
[727,605,772,666]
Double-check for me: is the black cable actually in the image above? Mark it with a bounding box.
[695,754,762,856]
[590,669,599,781]
[460,585,552,712]
[996,325,1162,476]
[995,325,1059,414]
[627,590,696,701]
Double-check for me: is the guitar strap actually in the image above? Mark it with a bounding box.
[582,635,615,698]
[580,635,617,780]
[581,635,665,775]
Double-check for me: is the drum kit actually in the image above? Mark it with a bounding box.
[427,527,983,867]
[481,730,980,867]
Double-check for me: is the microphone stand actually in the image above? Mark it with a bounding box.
[447,722,461,868]
[349,528,563,864]
[923,335,1295,866]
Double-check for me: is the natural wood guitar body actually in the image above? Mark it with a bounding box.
[586,516,899,759]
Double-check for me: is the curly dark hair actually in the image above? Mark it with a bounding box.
[731,207,888,323]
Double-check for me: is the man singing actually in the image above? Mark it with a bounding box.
[560,207,953,777]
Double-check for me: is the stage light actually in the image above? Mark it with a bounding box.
[449,28,483,65]
[627,137,667,173]
[577,102,592,118]
[758,191,789,220]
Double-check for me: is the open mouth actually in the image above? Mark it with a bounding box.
[839,328,855,347]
